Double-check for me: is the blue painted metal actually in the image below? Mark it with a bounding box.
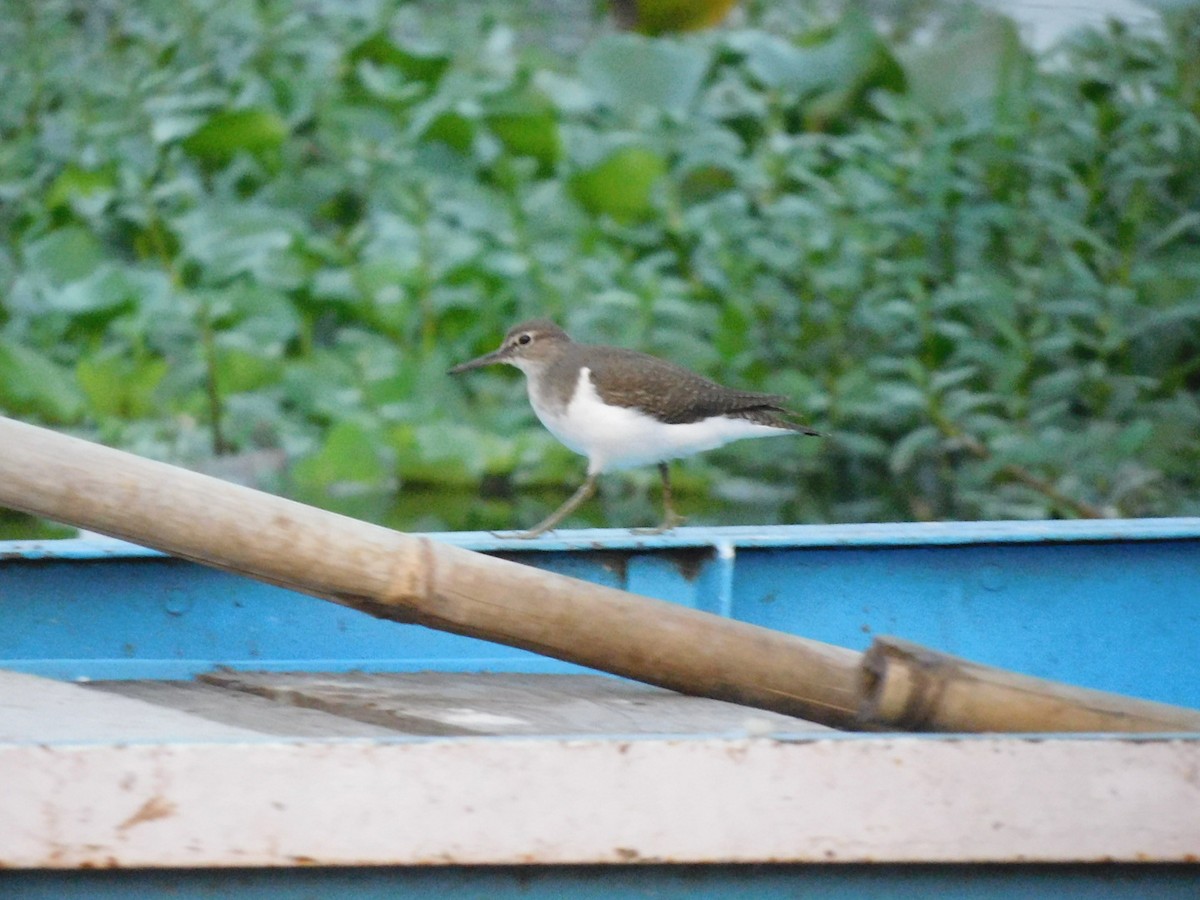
[1,520,1199,709]
[4,863,1200,898]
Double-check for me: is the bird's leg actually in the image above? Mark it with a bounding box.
[514,473,599,539]
[633,462,686,535]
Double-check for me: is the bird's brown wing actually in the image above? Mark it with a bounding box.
[582,347,818,433]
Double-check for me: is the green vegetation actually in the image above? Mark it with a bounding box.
[2,0,1199,537]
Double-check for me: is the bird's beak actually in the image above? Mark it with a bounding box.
[448,347,508,375]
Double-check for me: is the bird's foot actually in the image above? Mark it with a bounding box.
[488,528,551,540]
[631,512,687,536]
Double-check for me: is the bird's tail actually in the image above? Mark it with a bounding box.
[737,406,821,435]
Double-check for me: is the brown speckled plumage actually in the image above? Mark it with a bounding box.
[555,344,809,428]
[447,318,819,536]
[493,319,817,433]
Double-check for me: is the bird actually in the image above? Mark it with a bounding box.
[448,319,819,538]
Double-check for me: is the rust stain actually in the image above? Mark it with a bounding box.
[77,856,122,869]
[668,549,709,582]
[725,743,749,762]
[595,551,629,582]
[614,846,640,861]
[118,795,176,831]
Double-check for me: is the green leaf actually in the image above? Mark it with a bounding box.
[22,227,104,285]
[569,146,667,222]
[214,340,284,394]
[280,352,362,421]
[292,420,391,492]
[389,421,527,485]
[214,283,302,347]
[0,338,85,423]
[579,34,710,116]
[181,108,288,166]
[420,110,476,154]
[622,0,740,35]
[49,264,148,320]
[46,165,117,212]
[832,431,890,460]
[347,32,450,86]
[174,205,302,287]
[77,350,168,419]
[728,12,892,99]
[1114,419,1154,456]
[890,424,941,474]
[900,13,1030,122]
[875,381,926,412]
[678,163,736,203]
[486,95,562,172]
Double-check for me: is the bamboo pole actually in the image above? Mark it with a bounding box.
[5,416,1200,734]
[0,416,863,728]
[859,636,1200,733]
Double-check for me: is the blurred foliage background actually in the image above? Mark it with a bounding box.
[1,0,1199,538]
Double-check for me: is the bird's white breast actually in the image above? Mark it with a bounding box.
[528,367,792,475]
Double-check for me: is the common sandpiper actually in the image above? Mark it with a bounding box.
[449,319,819,537]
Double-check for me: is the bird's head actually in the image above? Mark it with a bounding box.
[448,319,571,376]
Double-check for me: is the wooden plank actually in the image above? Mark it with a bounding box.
[200,672,832,736]
[0,670,259,742]
[2,734,1196,867]
[87,680,399,738]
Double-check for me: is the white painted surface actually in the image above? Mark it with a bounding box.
[2,734,1196,867]
[0,671,259,742]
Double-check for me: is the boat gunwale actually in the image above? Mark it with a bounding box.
[5,517,1200,561]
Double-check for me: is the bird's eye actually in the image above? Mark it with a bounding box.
[517,333,532,345]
